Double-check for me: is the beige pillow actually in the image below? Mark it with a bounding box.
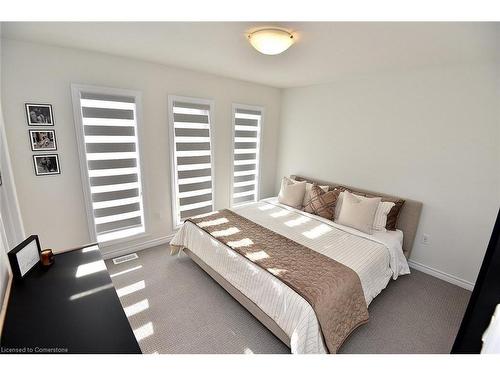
[335,191,394,232]
[335,187,404,231]
[296,181,329,207]
[336,191,381,234]
[278,177,306,209]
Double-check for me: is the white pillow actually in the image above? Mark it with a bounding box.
[291,179,329,207]
[336,191,381,234]
[334,191,345,220]
[278,177,306,209]
[372,201,395,231]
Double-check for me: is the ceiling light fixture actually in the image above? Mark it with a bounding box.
[248,28,294,55]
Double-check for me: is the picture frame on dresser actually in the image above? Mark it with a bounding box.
[8,235,42,280]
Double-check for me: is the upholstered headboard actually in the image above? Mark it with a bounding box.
[290,175,422,259]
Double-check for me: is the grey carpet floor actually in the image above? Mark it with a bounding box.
[105,245,471,354]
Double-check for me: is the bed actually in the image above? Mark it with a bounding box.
[170,175,422,354]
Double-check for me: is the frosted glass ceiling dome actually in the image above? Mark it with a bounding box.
[248,28,295,55]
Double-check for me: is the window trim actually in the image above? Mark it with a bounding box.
[168,95,216,230]
[230,103,264,208]
[71,83,149,247]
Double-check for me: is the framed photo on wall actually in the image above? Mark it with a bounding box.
[25,103,54,126]
[33,154,61,176]
[29,129,57,151]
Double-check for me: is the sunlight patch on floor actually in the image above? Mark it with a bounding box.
[124,298,150,318]
[133,322,154,342]
[117,280,145,297]
[110,265,143,278]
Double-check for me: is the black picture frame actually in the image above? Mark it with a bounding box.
[8,235,42,280]
[29,129,58,151]
[33,154,61,176]
[25,103,54,126]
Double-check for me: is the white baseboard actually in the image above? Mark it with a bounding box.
[100,234,175,260]
[408,259,475,291]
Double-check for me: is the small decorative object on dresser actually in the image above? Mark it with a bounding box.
[40,249,55,267]
[29,129,57,151]
[33,154,60,176]
[25,103,54,126]
[8,235,42,280]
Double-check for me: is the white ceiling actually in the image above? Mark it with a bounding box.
[2,22,499,88]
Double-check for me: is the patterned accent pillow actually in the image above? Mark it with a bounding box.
[303,185,340,220]
[291,178,329,207]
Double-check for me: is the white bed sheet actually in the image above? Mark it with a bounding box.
[171,198,410,354]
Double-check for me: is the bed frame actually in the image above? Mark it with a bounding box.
[182,175,423,350]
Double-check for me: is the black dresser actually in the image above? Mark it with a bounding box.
[0,244,141,354]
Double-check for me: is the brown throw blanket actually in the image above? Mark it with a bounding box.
[186,209,369,353]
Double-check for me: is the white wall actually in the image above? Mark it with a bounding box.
[1,39,281,256]
[0,25,15,332]
[278,62,500,286]
[0,33,25,249]
[2,36,498,288]
[0,27,7,313]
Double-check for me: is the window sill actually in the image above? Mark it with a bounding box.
[97,227,148,249]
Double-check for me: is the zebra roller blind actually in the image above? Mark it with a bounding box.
[169,97,214,227]
[232,105,262,206]
[73,86,145,243]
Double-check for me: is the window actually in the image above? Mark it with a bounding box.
[71,85,146,244]
[168,96,215,228]
[231,104,263,206]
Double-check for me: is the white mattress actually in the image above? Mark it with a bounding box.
[171,198,410,354]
